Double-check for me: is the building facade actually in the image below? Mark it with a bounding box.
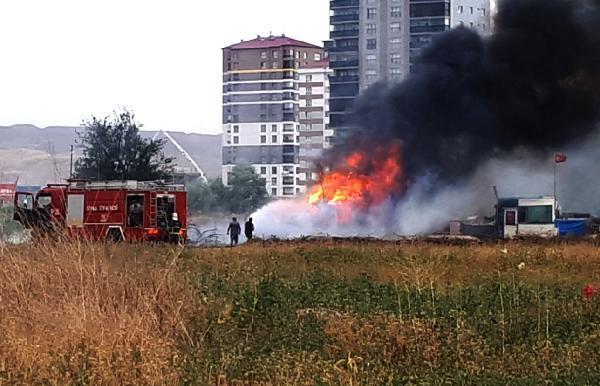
[327,0,494,135]
[410,0,492,63]
[221,35,326,197]
[297,62,334,193]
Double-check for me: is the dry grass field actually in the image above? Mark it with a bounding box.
[1,239,599,384]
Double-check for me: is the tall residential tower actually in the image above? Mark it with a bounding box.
[222,35,327,198]
[327,0,494,135]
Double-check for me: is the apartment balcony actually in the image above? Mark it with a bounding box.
[330,29,359,38]
[329,59,359,69]
[282,113,297,121]
[326,44,359,53]
[330,14,359,23]
[283,59,296,69]
[331,0,359,9]
[410,25,449,34]
[329,75,359,83]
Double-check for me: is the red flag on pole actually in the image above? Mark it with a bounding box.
[554,153,567,163]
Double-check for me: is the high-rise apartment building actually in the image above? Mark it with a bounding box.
[327,0,494,135]
[410,0,492,63]
[222,35,326,198]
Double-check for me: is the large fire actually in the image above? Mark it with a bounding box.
[307,142,404,211]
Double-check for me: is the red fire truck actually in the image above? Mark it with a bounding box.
[13,180,187,243]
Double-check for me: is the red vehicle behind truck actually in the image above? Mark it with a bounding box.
[13,180,187,243]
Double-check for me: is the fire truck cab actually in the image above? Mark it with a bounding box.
[13,180,187,243]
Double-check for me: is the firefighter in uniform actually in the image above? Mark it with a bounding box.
[244,217,254,241]
[227,217,241,246]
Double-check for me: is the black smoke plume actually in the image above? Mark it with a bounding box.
[335,0,600,186]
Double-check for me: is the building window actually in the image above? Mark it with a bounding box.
[233,125,239,133]
[390,22,401,32]
[260,135,266,143]
[233,136,239,144]
[260,62,267,69]
[260,167,267,174]
[470,6,474,14]
[306,99,312,107]
[458,5,463,13]
[391,6,401,17]
[367,8,377,19]
[390,37,401,45]
[366,54,377,66]
[261,51,267,59]
[390,53,401,64]
[261,124,267,132]
[366,23,377,34]
[272,124,277,132]
[303,52,308,59]
[272,62,278,68]
[367,39,377,50]
[306,87,312,95]
[272,50,279,59]
[272,135,277,143]
[272,166,277,174]
[366,69,377,82]
[391,68,402,75]
[271,188,277,195]
[305,74,313,82]
[271,177,277,185]
[314,53,321,61]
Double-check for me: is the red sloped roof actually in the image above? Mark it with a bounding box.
[224,35,322,50]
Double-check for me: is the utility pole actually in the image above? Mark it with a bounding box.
[553,160,557,202]
[69,144,74,180]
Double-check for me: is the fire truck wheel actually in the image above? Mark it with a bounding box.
[107,227,125,243]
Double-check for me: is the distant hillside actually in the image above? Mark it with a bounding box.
[0,124,222,185]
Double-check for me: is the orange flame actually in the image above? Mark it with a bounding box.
[307,142,404,211]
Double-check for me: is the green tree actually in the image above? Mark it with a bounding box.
[188,178,228,213]
[226,165,269,214]
[187,166,268,215]
[74,110,174,180]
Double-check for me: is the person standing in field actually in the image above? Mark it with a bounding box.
[227,217,241,246]
[244,217,254,241]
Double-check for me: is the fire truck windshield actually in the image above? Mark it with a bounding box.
[37,195,52,208]
[16,193,33,210]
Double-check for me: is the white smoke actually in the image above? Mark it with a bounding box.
[252,131,600,238]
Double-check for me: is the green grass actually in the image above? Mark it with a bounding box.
[177,241,600,384]
[2,240,599,384]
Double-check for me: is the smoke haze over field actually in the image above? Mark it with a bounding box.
[254,134,600,237]
[254,0,600,237]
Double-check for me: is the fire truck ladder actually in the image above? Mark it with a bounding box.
[152,130,208,183]
[149,192,158,228]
